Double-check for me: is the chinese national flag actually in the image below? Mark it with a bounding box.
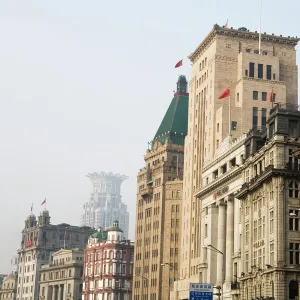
[175,60,183,68]
[218,88,230,99]
[269,91,273,102]
[41,198,46,205]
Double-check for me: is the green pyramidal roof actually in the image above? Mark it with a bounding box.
[153,76,189,146]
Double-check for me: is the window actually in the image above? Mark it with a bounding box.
[253,91,258,100]
[258,64,263,79]
[267,65,272,80]
[221,164,227,174]
[252,107,258,129]
[231,121,237,131]
[217,123,219,132]
[254,49,259,54]
[262,92,267,101]
[290,243,300,265]
[262,108,267,128]
[289,181,299,198]
[249,63,255,77]
[205,224,208,237]
[246,48,251,53]
[216,140,219,149]
[236,92,239,102]
[289,210,299,231]
[245,70,248,76]
[289,120,298,137]
[270,211,274,233]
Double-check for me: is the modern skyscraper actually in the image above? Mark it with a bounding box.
[133,76,188,300]
[180,24,299,284]
[81,172,130,238]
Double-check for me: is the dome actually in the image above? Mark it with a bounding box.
[91,228,107,241]
[107,220,123,233]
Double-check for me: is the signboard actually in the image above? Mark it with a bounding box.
[189,283,213,300]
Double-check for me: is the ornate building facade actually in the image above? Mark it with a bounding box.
[16,209,94,300]
[133,76,188,300]
[178,24,299,299]
[82,221,134,300]
[39,249,84,300]
[0,273,17,300]
[81,172,130,238]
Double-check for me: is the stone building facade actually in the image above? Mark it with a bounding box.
[0,273,17,300]
[180,23,299,296]
[133,76,188,300]
[16,209,94,300]
[236,105,300,300]
[38,249,84,300]
[82,221,134,300]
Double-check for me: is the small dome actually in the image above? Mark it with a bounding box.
[91,230,107,241]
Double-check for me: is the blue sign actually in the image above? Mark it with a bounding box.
[189,283,213,300]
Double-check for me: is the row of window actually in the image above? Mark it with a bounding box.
[86,250,124,262]
[248,62,274,80]
[252,91,275,101]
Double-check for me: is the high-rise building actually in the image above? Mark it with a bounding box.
[81,172,130,238]
[39,248,84,300]
[82,220,134,300]
[132,76,188,300]
[16,209,94,300]
[180,24,299,291]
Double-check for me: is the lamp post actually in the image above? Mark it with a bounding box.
[206,244,224,300]
[134,275,148,300]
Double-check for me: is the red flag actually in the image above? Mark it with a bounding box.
[41,198,46,205]
[218,88,230,99]
[175,60,183,68]
[224,23,228,28]
[269,91,273,102]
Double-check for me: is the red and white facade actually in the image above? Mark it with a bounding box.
[82,222,134,300]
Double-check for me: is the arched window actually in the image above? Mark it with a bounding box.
[289,280,299,299]
[109,250,114,259]
[289,181,299,198]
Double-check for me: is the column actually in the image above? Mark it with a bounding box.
[52,285,56,300]
[216,200,226,285]
[225,195,234,283]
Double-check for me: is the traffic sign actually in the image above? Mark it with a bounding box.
[189,283,213,300]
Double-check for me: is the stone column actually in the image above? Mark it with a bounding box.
[51,285,56,300]
[225,195,234,283]
[58,285,62,300]
[216,200,226,285]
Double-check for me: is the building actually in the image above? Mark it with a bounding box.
[81,172,130,238]
[16,209,95,300]
[179,23,299,296]
[133,76,188,300]
[11,256,19,274]
[171,134,246,300]
[0,274,7,289]
[82,220,134,300]
[0,273,17,300]
[39,249,84,300]
[235,104,300,299]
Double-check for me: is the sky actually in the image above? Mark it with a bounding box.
[0,0,299,273]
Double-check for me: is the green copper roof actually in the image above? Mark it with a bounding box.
[107,226,123,233]
[91,231,107,241]
[153,92,188,146]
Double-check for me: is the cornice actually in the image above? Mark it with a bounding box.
[236,76,286,86]
[189,24,299,63]
[195,167,243,198]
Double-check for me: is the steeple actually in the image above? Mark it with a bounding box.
[38,210,51,226]
[152,75,189,146]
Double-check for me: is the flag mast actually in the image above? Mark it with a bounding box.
[258,0,263,54]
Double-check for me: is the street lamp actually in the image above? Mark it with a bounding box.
[206,244,224,300]
[134,275,148,300]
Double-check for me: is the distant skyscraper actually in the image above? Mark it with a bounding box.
[81,172,130,238]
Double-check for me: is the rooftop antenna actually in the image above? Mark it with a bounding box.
[259,0,263,54]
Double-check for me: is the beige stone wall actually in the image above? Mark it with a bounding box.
[133,140,184,300]
[178,26,299,298]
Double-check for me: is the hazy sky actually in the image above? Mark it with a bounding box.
[0,0,299,273]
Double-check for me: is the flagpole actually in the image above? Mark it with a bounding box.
[259,0,262,54]
[228,94,231,137]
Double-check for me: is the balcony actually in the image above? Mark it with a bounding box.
[140,186,153,198]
